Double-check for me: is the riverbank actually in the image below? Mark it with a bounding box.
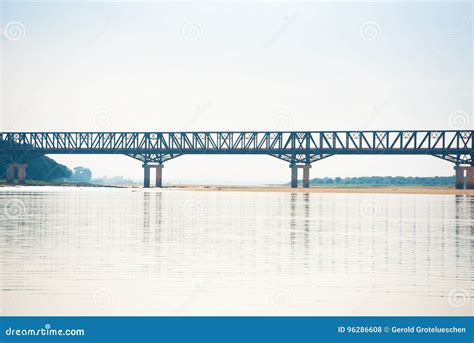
[0,180,125,188]
[168,185,474,195]
[1,181,473,195]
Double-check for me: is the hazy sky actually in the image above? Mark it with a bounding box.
[1,1,472,184]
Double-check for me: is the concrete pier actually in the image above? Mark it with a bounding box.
[6,164,15,183]
[302,165,311,188]
[290,164,312,189]
[17,164,27,184]
[291,165,298,188]
[467,167,474,190]
[155,165,164,188]
[143,165,151,188]
[143,164,164,188]
[455,166,464,189]
[5,164,27,184]
[454,165,474,190]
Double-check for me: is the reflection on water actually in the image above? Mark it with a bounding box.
[0,187,472,315]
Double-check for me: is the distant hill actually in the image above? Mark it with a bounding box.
[1,140,73,182]
[91,176,141,186]
[0,155,72,182]
[298,176,454,187]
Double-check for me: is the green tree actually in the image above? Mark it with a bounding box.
[0,156,72,181]
[70,167,92,183]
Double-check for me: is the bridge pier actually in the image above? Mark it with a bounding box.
[143,164,164,188]
[467,167,474,190]
[143,164,151,188]
[291,165,298,188]
[302,165,311,188]
[455,166,464,189]
[454,166,474,190]
[5,164,27,184]
[18,164,27,184]
[290,165,311,189]
[155,165,164,188]
[6,164,14,183]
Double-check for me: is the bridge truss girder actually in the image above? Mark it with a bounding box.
[125,153,182,164]
[1,131,473,166]
[431,154,472,165]
[268,153,334,164]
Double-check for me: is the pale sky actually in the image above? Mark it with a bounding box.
[1,1,472,184]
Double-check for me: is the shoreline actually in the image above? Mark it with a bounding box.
[168,186,474,195]
[1,182,473,195]
[0,181,129,188]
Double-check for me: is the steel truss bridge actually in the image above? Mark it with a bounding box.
[1,130,473,188]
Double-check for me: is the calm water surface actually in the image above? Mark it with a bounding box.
[0,187,472,315]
